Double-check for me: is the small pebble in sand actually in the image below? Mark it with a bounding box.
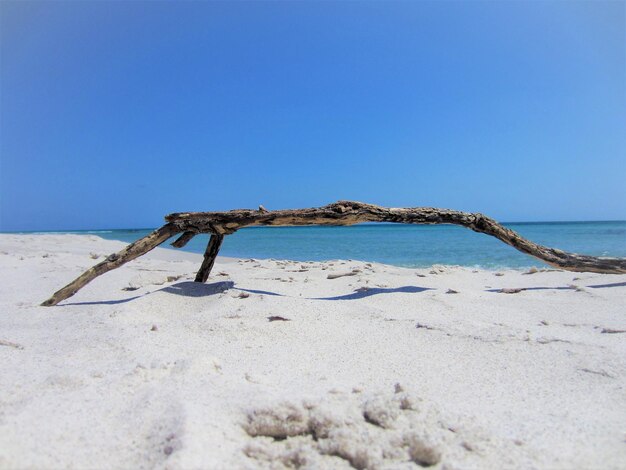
[523,267,538,275]
[327,271,358,280]
[0,339,24,350]
[267,316,291,322]
[446,289,459,294]
[462,441,474,451]
[500,288,523,294]
[238,292,250,299]
[150,325,158,331]
[494,272,504,277]
[600,328,626,334]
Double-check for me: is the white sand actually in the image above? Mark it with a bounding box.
[1,233,625,469]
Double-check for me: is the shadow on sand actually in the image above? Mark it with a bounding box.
[587,281,626,289]
[164,281,432,301]
[59,281,234,306]
[311,286,432,300]
[486,286,576,293]
[60,295,144,306]
[486,281,626,293]
[161,281,235,297]
[59,278,625,306]
[59,281,432,305]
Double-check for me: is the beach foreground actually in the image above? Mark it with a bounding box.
[1,234,625,469]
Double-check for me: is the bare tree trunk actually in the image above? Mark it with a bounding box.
[42,201,626,306]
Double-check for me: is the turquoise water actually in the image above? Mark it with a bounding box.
[25,221,626,270]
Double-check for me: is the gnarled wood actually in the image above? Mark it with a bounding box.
[195,234,224,283]
[166,201,626,274]
[42,201,626,306]
[41,224,179,306]
[171,231,196,248]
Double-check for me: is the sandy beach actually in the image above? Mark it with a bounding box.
[0,233,625,469]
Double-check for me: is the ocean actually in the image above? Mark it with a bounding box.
[28,221,626,270]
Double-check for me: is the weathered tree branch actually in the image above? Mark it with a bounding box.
[171,231,196,248]
[41,224,179,306]
[195,234,224,283]
[42,201,626,306]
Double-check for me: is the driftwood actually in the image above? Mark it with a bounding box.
[42,201,626,306]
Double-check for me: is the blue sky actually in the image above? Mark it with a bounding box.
[1,1,624,230]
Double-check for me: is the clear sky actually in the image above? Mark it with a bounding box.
[1,1,624,231]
